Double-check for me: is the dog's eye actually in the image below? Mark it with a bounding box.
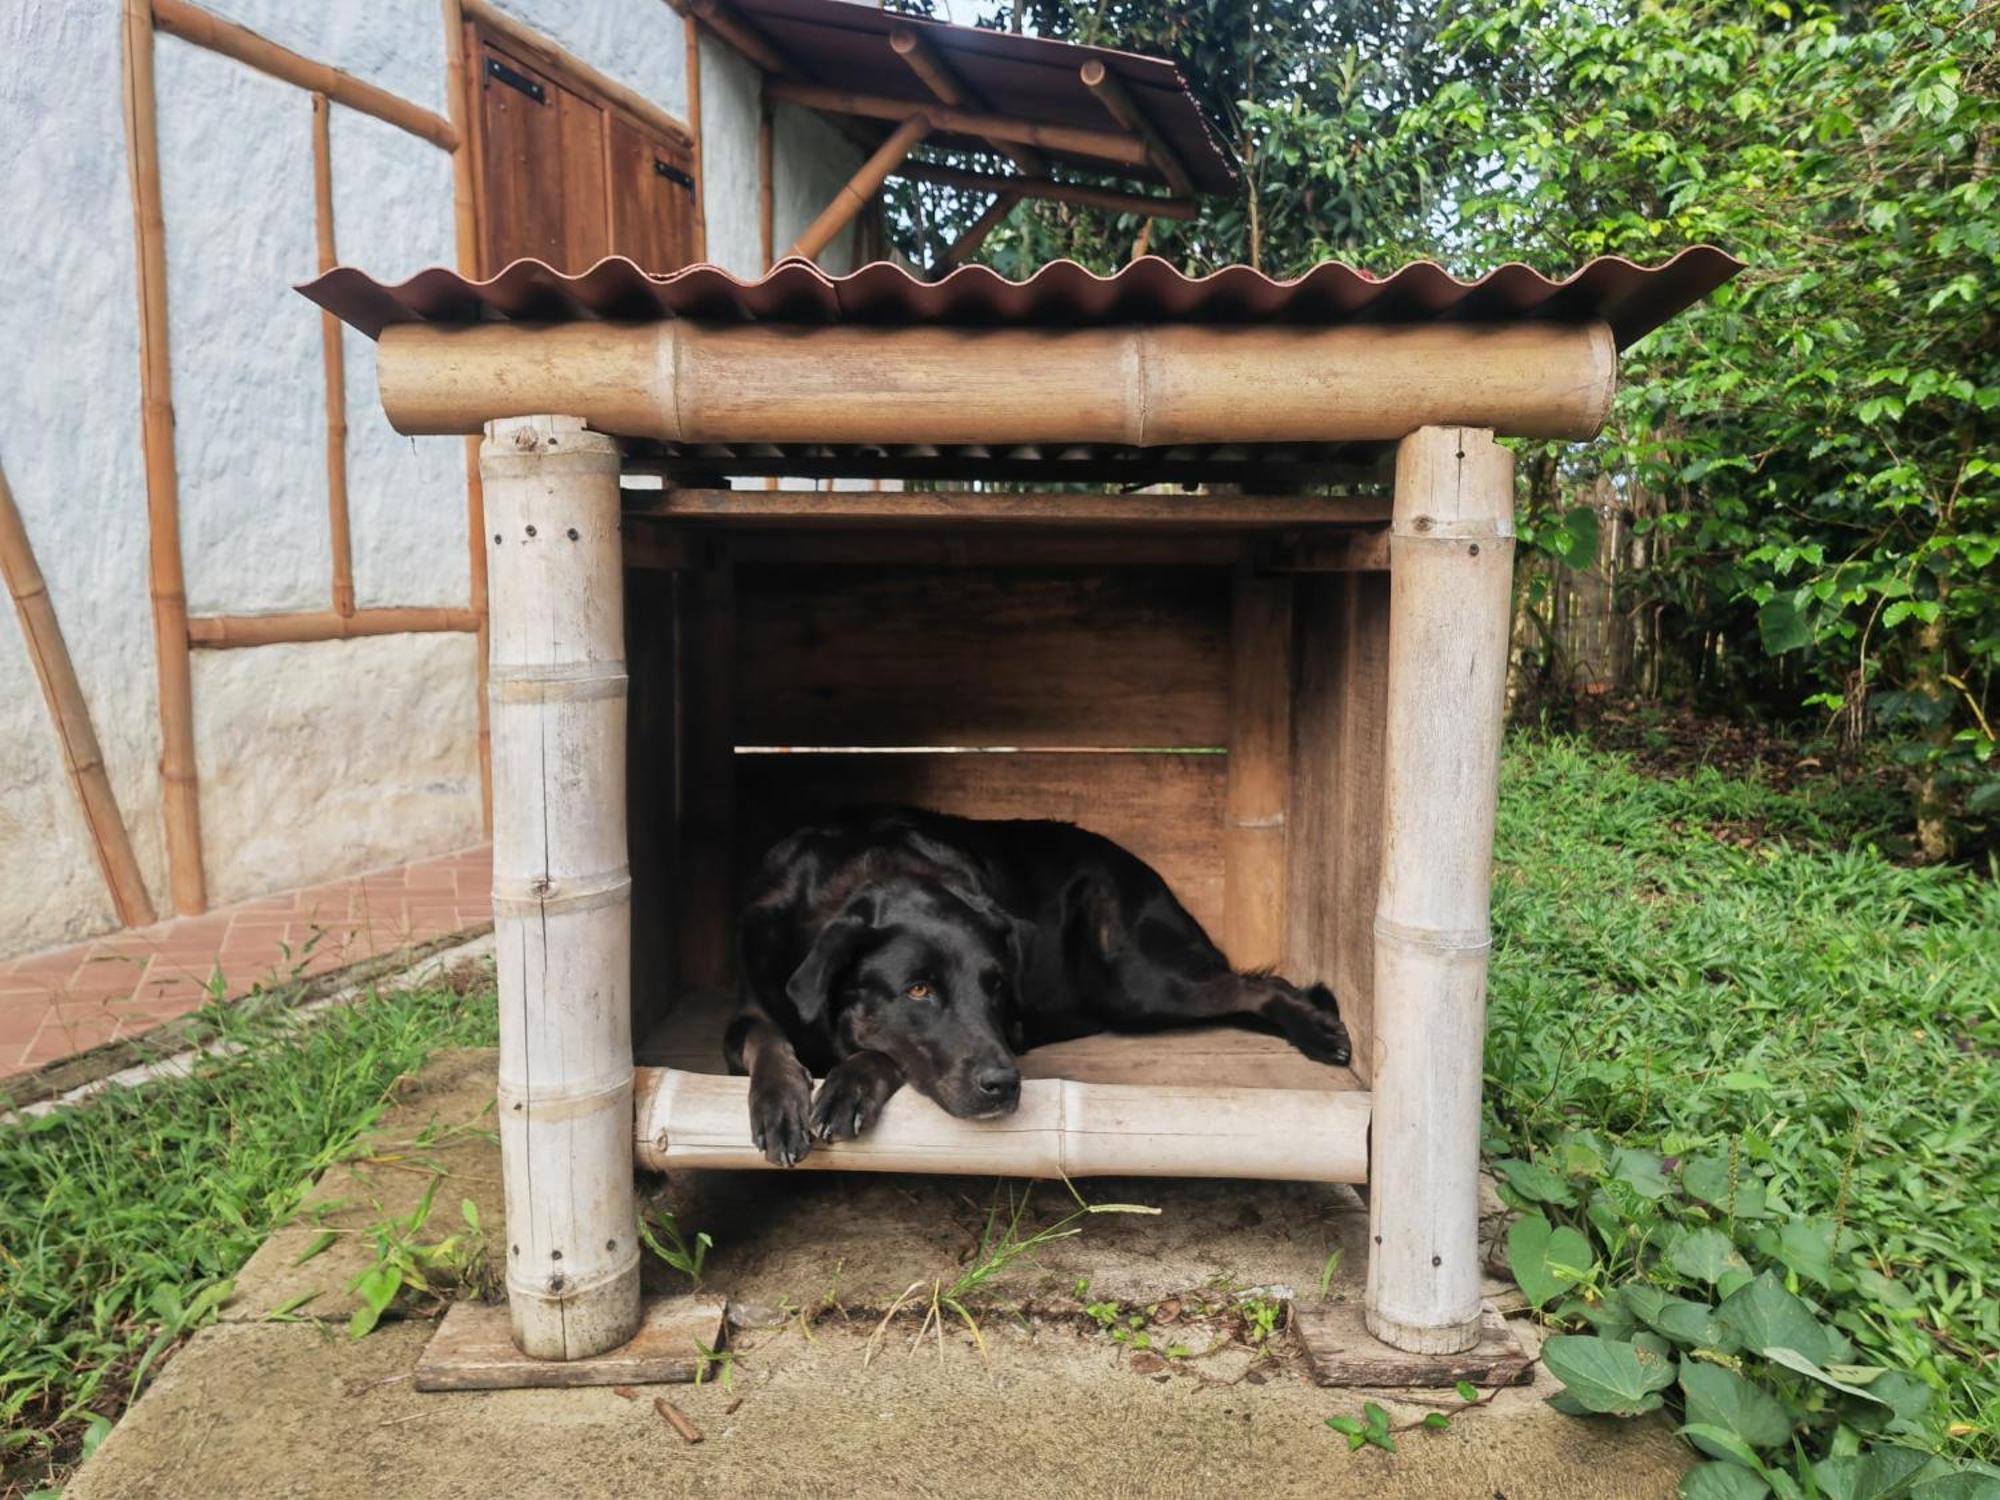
[905,982,934,1002]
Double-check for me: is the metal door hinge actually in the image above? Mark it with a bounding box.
[486,56,545,103]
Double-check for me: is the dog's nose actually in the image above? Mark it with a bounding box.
[975,1065,1021,1099]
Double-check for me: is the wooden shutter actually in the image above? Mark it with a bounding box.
[608,117,696,272]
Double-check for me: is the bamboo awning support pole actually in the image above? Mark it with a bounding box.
[757,94,774,268]
[683,0,793,77]
[786,113,930,262]
[888,24,1047,177]
[936,190,1018,271]
[1078,59,1193,198]
[0,458,157,928]
[1365,425,1515,1355]
[765,79,1148,170]
[899,160,1194,221]
[634,1068,1371,1181]
[377,319,1618,446]
[153,0,457,150]
[122,0,206,916]
[310,94,355,619]
[483,416,640,1360]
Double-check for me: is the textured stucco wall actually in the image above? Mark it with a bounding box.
[0,0,855,959]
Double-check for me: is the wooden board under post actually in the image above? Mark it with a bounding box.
[1293,1302,1531,1389]
[415,1296,727,1392]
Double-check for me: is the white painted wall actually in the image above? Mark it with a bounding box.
[0,0,859,959]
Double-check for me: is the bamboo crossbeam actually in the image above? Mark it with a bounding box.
[151,0,456,151]
[889,24,1047,177]
[633,1067,1371,1181]
[786,114,930,262]
[122,0,206,916]
[0,458,157,927]
[900,160,1195,221]
[378,319,1618,446]
[186,607,480,648]
[683,0,792,77]
[1079,59,1192,197]
[311,94,355,618]
[765,79,1149,170]
[461,0,692,149]
[937,190,1018,269]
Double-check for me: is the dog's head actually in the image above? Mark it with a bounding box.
[785,878,1023,1120]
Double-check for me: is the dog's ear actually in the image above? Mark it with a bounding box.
[785,894,878,1024]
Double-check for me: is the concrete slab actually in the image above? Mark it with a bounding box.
[73,1047,1691,1499]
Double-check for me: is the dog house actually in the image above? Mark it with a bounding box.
[304,248,1740,1370]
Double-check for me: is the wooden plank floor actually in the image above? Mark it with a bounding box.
[636,987,1361,1093]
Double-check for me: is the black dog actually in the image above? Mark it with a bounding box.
[724,806,1353,1166]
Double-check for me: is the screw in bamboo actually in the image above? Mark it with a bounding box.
[121,0,207,917]
[310,93,355,619]
[1078,59,1194,198]
[901,161,1193,222]
[481,416,640,1360]
[151,0,457,150]
[634,1068,1371,1182]
[786,113,931,263]
[375,320,1618,448]
[0,458,157,928]
[1364,425,1515,1355]
[765,79,1149,172]
[439,0,493,829]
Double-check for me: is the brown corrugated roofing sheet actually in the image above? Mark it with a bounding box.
[725,0,1236,194]
[300,247,1744,351]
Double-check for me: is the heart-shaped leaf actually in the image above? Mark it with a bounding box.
[1671,1226,1750,1285]
[1542,1335,1676,1416]
[1810,1447,1937,1500]
[1613,1147,1672,1200]
[1498,1157,1578,1207]
[1681,1362,1794,1452]
[1683,1157,1772,1220]
[1681,1461,1774,1500]
[1718,1273,1837,1366]
[1507,1212,1595,1309]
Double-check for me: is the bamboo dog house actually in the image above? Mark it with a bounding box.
[305,247,1741,1368]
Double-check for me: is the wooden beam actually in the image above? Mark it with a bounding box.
[440,0,491,828]
[378,319,1620,446]
[635,1066,1371,1181]
[0,457,157,927]
[682,9,707,261]
[765,79,1149,170]
[889,24,1047,177]
[1079,58,1193,197]
[186,607,481,648]
[937,190,1018,270]
[151,0,456,151]
[786,113,929,262]
[462,0,691,148]
[310,94,355,619]
[900,160,1194,221]
[630,488,1389,528]
[121,0,206,916]
[682,0,791,77]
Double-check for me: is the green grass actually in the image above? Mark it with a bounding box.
[0,978,497,1495]
[1487,737,2000,1464]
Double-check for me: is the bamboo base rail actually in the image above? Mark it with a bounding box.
[186,607,479,649]
[0,459,157,927]
[902,161,1193,221]
[378,320,1617,446]
[634,1068,1372,1181]
[484,417,640,1360]
[152,0,457,151]
[630,487,1388,528]
[1364,425,1515,1355]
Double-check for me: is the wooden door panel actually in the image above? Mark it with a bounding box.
[477,45,564,272]
[556,84,609,270]
[609,116,695,271]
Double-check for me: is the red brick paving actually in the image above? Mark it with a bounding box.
[0,846,492,1081]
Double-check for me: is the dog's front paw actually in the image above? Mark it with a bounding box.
[749,1062,814,1167]
[1273,983,1353,1067]
[810,1052,903,1143]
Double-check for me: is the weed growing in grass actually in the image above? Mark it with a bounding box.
[637,1208,714,1287]
[1479,739,2000,1494]
[0,976,497,1495]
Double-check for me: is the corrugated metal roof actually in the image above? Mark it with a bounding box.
[300,247,1744,351]
[723,0,1236,194]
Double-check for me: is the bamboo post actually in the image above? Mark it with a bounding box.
[122,0,206,916]
[1222,570,1292,969]
[1365,425,1515,1355]
[682,8,707,262]
[482,416,639,1360]
[757,94,774,269]
[440,0,492,828]
[311,93,355,618]
[634,1068,1371,1181]
[0,458,157,927]
[786,113,929,263]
